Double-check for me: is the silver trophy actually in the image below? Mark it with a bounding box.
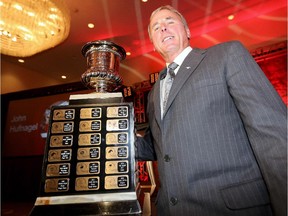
[81,40,126,92]
[30,40,142,216]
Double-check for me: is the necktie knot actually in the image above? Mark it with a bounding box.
[168,62,178,78]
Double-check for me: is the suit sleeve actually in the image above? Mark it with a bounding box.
[135,126,157,161]
[226,41,287,216]
[135,87,158,161]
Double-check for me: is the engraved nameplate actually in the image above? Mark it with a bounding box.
[78,133,101,146]
[50,135,73,147]
[46,163,70,177]
[45,178,69,192]
[106,132,128,145]
[77,147,101,160]
[51,122,74,134]
[75,176,100,191]
[79,120,101,132]
[80,108,102,119]
[48,149,72,162]
[106,146,128,159]
[105,160,129,174]
[53,109,75,120]
[76,161,100,175]
[106,119,128,131]
[104,175,129,189]
[107,106,128,118]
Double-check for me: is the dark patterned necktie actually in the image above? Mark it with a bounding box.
[163,62,178,111]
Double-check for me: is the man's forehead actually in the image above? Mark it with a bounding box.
[150,10,178,25]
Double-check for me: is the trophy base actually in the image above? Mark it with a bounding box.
[29,200,141,216]
[30,92,142,215]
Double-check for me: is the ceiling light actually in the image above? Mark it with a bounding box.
[0,0,71,57]
[227,14,235,20]
[88,23,94,28]
[126,52,131,56]
[18,59,24,63]
[61,75,67,79]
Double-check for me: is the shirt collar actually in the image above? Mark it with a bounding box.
[165,46,193,70]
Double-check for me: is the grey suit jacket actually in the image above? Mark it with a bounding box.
[137,41,287,216]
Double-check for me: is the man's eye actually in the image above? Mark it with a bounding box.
[154,27,159,31]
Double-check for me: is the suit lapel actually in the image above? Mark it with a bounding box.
[163,48,207,117]
[153,69,166,126]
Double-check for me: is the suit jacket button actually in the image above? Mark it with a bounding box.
[169,197,178,206]
[164,155,170,162]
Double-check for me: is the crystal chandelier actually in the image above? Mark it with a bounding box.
[0,0,70,57]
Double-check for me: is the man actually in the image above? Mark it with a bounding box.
[136,5,287,216]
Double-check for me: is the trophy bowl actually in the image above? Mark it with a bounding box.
[81,40,126,92]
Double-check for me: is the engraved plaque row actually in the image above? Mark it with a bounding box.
[42,105,134,194]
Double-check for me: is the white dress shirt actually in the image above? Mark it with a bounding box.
[161,46,193,118]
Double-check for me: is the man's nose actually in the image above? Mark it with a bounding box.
[161,24,167,32]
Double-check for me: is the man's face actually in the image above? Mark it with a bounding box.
[149,9,190,59]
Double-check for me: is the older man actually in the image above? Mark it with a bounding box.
[137,5,287,216]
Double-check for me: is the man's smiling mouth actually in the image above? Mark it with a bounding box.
[162,36,174,42]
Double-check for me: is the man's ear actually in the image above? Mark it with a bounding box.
[186,28,191,39]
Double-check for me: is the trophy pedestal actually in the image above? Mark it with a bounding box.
[30,92,141,216]
[30,197,141,216]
